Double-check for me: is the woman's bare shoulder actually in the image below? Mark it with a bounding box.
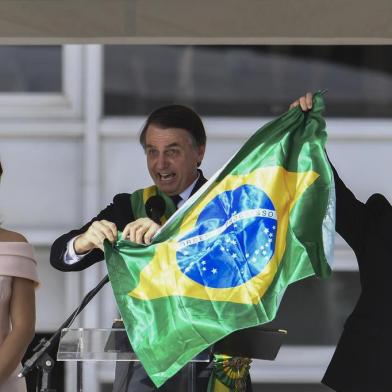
[0,228,28,243]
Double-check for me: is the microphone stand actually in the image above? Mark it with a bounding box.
[19,274,110,392]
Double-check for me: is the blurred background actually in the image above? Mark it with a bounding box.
[1,44,392,391]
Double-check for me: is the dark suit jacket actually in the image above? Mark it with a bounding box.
[322,165,392,392]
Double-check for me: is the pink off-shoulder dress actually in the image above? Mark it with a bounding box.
[0,242,39,392]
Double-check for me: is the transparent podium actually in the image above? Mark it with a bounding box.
[57,327,286,391]
[57,328,210,392]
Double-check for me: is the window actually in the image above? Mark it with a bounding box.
[104,45,392,117]
[0,46,61,92]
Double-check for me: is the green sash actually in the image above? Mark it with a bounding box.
[130,185,177,222]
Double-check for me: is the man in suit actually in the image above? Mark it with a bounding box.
[50,104,253,391]
[51,104,207,272]
[291,93,392,392]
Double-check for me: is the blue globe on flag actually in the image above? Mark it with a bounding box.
[176,184,277,288]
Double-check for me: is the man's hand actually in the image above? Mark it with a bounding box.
[122,218,161,245]
[289,92,313,111]
[74,220,118,253]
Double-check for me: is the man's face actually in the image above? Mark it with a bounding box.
[145,125,205,196]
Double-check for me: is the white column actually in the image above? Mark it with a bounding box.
[77,44,104,392]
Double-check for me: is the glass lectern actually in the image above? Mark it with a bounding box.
[57,326,286,391]
[57,328,210,391]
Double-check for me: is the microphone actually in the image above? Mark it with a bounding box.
[145,195,166,224]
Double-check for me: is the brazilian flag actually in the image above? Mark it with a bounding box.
[104,92,334,387]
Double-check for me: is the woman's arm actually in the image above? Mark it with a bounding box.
[0,276,35,383]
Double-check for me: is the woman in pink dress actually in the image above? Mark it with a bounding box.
[0,161,39,391]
